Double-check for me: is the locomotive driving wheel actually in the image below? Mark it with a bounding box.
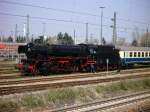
[38,62,50,76]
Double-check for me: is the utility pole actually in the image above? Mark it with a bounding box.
[31,34,34,42]
[10,30,13,38]
[111,12,117,45]
[0,31,2,42]
[85,23,88,44]
[90,33,93,44]
[23,23,26,37]
[14,24,18,43]
[42,23,46,37]
[26,14,30,43]
[146,28,149,47]
[73,29,76,44]
[99,6,105,45]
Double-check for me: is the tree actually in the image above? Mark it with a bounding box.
[7,36,13,42]
[140,32,150,47]
[16,36,26,43]
[88,34,99,45]
[116,37,127,46]
[101,37,106,45]
[132,27,140,40]
[57,32,63,44]
[57,32,74,45]
[131,38,138,46]
[46,36,58,44]
[63,32,74,45]
[31,37,34,43]
[34,36,44,44]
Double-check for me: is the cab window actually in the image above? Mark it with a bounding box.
[145,52,148,57]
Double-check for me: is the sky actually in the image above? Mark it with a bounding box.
[0,0,150,44]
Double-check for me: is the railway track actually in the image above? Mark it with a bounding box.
[0,71,149,96]
[0,73,22,80]
[0,66,150,85]
[0,70,19,74]
[0,67,150,84]
[48,90,150,112]
[0,68,16,72]
[0,66,150,80]
[0,64,16,68]
[143,109,150,112]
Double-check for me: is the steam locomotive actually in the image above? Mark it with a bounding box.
[16,43,121,75]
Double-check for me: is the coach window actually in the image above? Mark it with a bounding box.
[124,52,125,57]
[134,52,137,57]
[149,52,150,57]
[129,52,132,57]
[125,52,128,57]
[145,52,148,57]
[138,52,140,57]
[142,52,144,57]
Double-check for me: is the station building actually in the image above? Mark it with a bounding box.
[0,42,26,60]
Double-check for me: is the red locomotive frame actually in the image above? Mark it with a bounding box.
[17,56,96,75]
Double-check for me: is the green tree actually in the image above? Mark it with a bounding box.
[63,32,74,45]
[7,36,13,42]
[31,37,34,43]
[101,37,106,45]
[16,36,26,43]
[34,36,44,44]
[57,32,63,44]
[57,32,74,45]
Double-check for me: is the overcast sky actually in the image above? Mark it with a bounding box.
[0,0,150,43]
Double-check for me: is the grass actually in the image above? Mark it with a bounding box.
[95,79,150,96]
[75,87,97,102]
[0,78,150,111]
[0,100,19,112]
[47,88,76,105]
[20,94,45,109]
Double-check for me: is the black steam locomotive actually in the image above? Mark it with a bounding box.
[17,43,121,75]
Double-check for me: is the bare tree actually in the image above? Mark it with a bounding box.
[131,38,138,46]
[46,36,58,44]
[140,32,150,47]
[116,37,126,46]
[132,27,141,46]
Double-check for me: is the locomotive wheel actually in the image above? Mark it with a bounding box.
[39,63,49,76]
[85,66,91,72]
[39,67,49,76]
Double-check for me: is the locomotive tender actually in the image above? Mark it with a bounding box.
[17,43,121,75]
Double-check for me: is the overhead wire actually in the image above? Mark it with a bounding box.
[0,11,147,32]
[0,0,149,25]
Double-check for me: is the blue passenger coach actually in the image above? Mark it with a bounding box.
[118,47,150,67]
